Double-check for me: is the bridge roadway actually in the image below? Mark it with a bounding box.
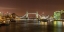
[15,19,38,21]
[15,19,64,21]
[15,18,64,21]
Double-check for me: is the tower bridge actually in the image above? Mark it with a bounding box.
[15,11,49,21]
[19,11,41,19]
[14,11,64,22]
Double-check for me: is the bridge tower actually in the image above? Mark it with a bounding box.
[36,11,38,19]
[26,11,28,18]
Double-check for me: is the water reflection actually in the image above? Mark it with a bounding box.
[54,21,57,27]
[62,22,64,27]
[54,27,62,32]
[57,28,62,32]
[0,21,64,32]
[54,21,62,28]
[53,21,63,32]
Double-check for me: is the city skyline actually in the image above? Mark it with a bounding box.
[0,0,64,16]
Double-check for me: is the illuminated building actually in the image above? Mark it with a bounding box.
[53,10,64,27]
[54,10,64,20]
[54,11,61,20]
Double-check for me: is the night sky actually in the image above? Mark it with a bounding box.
[0,0,64,16]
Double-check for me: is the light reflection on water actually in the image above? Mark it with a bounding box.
[54,27,62,32]
[63,22,64,26]
[0,21,64,32]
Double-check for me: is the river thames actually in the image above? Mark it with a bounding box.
[0,20,64,32]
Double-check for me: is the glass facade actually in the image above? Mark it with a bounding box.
[54,11,61,20]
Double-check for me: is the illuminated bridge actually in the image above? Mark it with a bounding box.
[15,11,64,21]
[15,11,49,21]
